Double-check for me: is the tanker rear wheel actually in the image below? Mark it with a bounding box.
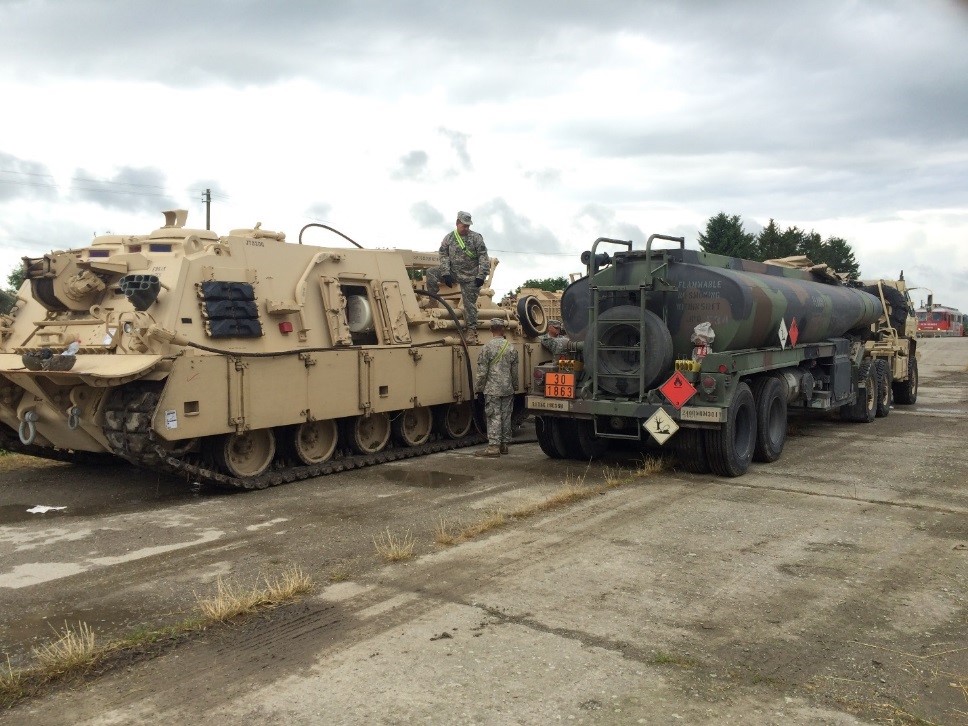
[213,428,276,478]
[704,383,756,477]
[535,416,569,459]
[563,418,608,461]
[874,360,892,418]
[347,413,391,454]
[392,407,433,448]
[434,402,473,439]
[751,375,787,463]
[673,428,711,474]
[292,420,338,464]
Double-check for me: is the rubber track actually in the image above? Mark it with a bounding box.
[152,433,486,491]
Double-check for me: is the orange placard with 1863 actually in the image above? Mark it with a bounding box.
[545,372,575,399]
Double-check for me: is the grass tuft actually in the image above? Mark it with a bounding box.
[373,527,415,562]
[32,622,97,675]
[328,564,351,583]
[196,566,313,622]
[0,564,314,709]
[436,455,669,548]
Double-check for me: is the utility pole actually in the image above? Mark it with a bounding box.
[202,188,212,230]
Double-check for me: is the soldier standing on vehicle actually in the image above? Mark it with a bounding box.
[540,319,569,357]
[474,318,518,457]
[426,211,489,343]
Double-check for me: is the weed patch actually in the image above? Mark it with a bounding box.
[0,564,313,709]
[373,527,415,562]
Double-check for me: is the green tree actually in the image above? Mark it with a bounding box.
[756,219,799,261]
[698,213,757,259]
[518,276,568,293]
[812,236,860,279]
[6,266,24,293]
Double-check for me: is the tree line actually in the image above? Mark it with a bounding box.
[698,212,860,279]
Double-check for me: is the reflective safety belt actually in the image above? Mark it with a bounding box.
[492,338,510,365]
[453,230,477,259]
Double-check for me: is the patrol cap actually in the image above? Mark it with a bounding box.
[548,319,562,328]
[489,317,506,327]
[457,211,473,225]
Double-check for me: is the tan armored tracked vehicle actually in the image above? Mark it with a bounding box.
[0,211,554,489]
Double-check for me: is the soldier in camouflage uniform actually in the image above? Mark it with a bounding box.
[426,211,489,342]
[474,318,519,457]
[539,319,570,357]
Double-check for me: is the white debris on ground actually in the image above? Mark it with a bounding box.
[26,505,67,514]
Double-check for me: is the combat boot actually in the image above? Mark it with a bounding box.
[499,443,509,455]
[474,445,501,457]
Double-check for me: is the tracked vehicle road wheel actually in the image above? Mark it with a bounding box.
[535,416,569,459]
[348,413,391,454]
[751,374,787,463]
[874,359,892,418]
[213,428,276,478]
[292,420,338,464]
[392,407,433,447]
[434,402,473,439]
[704,383,756,477]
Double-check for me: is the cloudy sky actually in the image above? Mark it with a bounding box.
[1,0,966,312]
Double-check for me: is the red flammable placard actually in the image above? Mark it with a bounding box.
[789,318,799,347]
[659,370,697,409]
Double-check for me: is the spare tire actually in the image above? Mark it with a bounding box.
[596,307,673,396]
[516,295,548,338]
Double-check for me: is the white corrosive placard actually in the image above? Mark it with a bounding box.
[164,409,178,430]
[643,408,679,445]
[778,318,789,349]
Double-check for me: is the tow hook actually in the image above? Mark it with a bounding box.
[19,409,39,445]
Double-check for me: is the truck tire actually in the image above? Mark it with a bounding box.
[563,418,609,461]
[704,383,756,477]
[892,357,918,405]
[535,416,569,459]
[751,374,787,463]
[516,295,547,337]
[596,307,673,397]
[841,361,877,422]
[874,359,892,418]
[673,428,711,474]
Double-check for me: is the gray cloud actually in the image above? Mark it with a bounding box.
[410,202,444,228]
[391,151,429,180]
[477,198,564,253]
[71,167,176,213]
[305,201,333,220]
[439,128,472,170]
[0,152,58,202]
[574,204,644,244]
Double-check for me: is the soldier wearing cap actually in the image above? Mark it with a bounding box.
[474,318,518,457]
[540,319,570,357]
[426,211,490,343]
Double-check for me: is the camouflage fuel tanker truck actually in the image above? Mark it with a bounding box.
[0,210,555,489]
[526,234,919,476]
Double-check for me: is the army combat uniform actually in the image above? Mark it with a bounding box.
[426,227,489,333]
[475,320,519,456]
[539,332,570,357]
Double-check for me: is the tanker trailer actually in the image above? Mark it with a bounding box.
[526,234,887,476]
[0,210,554,490]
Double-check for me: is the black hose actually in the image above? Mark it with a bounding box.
[297,223,364,248]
